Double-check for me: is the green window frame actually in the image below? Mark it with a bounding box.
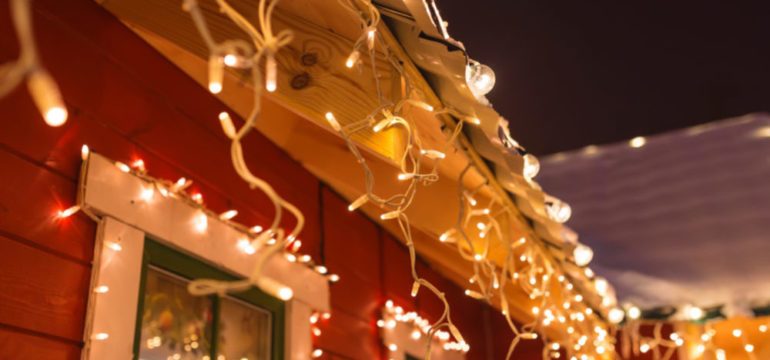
[132,239,285,360]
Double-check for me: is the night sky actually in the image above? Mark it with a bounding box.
[437,0,770,155]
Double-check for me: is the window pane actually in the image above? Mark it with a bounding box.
[138,267,214,360]
[217,297,272,360]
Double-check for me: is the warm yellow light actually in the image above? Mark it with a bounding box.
[265,56,277,92]
[94,285,109,294]
[208,55,224,94]
[627,305,641,320]
[115,161,130,173]
[81,145,90,160]
[218,112,236,139]
[278,287,294,301]
[324,112,342,132]
[194,211,208,233]
[629,136,646,148]
[573,243,593,267]
[57,205,80,219]
[345,50,360,68]
[219,209,238,220]
[28,70,67,127]
[348,195,368,211]
[745,344,754,353]
[311,349,323,358]
[92,332,109,341]
[732,329,742,338]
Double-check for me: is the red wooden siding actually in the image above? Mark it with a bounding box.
[0,0,543,358]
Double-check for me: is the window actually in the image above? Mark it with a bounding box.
[134,240,284,360]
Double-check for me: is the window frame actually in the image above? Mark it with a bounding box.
[80,152,329,360]
[133,239,285,360]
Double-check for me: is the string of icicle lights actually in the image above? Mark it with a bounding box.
[183,0,619,358]
[0,0,624,358]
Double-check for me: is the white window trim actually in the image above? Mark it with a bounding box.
[80,153,329,359]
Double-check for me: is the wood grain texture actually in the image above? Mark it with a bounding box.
[0,235,90,342]
[0,327,80,360]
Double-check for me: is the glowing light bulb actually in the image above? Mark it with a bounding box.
[716,349,726,360]
[594,277,609,296]
[627,305,641,320]
[522,154,540,181]
[388,344,398,352]
[398,173,414,181]
[139,187,155,202]
[760,324,768,333]
[745,344,754,353]
[545,197,572,223]
[57,205,80,219]
[329,274,340,282]
[81,145,90,160]
[237,238,256,255]
[219,210,238,220]
[465,60,495,98]
[380,211,400,220]
[324,112,341,132]
[345,50,360,68]
[315,265,328,274]
[278,287,293,300]
[208,55,224,94]
[27,70,67,127]
[411,281,420,297]
[732,329,742,338]
[94,285,109,294]
[106,241,122,252]
[218,112,236,139]
[348,195,368,211]
[115,162,130,173]
[573,243,594,267]
[640,343,650,353]
[92,332,109,341]
[608,307,625,324]
[684,305,704,320]
[250,225,263,234]
[366,28,376,49]
[311,349,323,358]
[193,211,208,233]
[265,56,277,92]
[629,136,646,148]
[131,159,146,172]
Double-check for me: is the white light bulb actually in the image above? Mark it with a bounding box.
[522,154,540,181]
[324,112,341,132]
[345,50,360,68]
[28,70,67,127]
[608,307,625,324]
[465,60,495,98]
[94,285,109,294]
[573,243,594,267]
[92,332,109,341]
[57,205,80,219]
[732,329,742,338]
[545,197,572,223]
[311,349,323,358]
[219,209,238,220]
[594,277,609,296]
[629,136,646,148]
[265,56,277,92]
[627,305,641,320]
[277,286,293,301]
[684,305,704,320]
[81,145,90,160]
[193,211,208,233]
[208,55,224,94]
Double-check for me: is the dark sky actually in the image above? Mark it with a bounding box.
[436,0,770,154]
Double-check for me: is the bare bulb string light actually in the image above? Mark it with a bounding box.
[0,0,68,126]
[183,0,303,301]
